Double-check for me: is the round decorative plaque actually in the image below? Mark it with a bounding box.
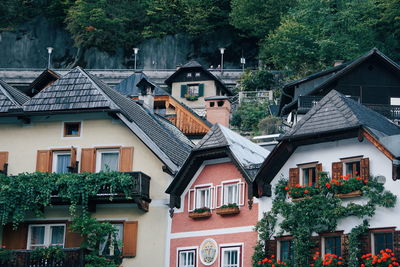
[199,238,218,265]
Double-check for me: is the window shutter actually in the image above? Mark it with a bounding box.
[123,221,138,257]
[360,158,370,180]
[119,147,134,172]
[80,148,96,173]
[316,163,323,185]
[180,84,188,97]
[210,187,215,209]
[332,162,343,179]
[216,185,223,208]
[0,151,8,172]
[289,168,299,186]
[65,221,83,248]
[2,223,28,249]
[188,189,195,212]
[36,150,52,172]
[70,147,77,172]
[198,84,204,96]
[238,182,245,206]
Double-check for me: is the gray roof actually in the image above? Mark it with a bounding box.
[196,124,269,170]
[283,90,400,139]
[181,60,202,68]
[22,67,192,170]
[114,72,169,97]
[0,79,30,112]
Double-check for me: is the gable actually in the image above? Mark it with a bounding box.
[171,68,216,84]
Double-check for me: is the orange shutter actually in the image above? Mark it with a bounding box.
[119,147,134,172]
[360,158,370,180]
[289,168,299,186]
[316,163,323,184]
[2,223,28,249]
[332,162,343,179]
[70,147,77,172]
[123,221,138,257]
[80,148,96,173]
[36,150,52,172]
[0,151,8,171]
[64,221,83,248]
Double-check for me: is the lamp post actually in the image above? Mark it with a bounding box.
[219,48,225,74]
[133,48,139,70]
[46,47,53,69]
[240,57,246,72]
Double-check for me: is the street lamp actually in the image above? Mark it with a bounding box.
[133,48,139,70]
[240,57,246,72]
[219,48,225,74]
[47,47,53,69]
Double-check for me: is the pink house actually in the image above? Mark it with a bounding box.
[166,124,269,267]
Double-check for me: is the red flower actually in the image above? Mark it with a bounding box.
[284,186,289,191]
[304,190,309,194]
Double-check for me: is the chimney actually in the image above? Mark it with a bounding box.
[205,96,231,127]
[137,79,155,112]
[333,60,344,67]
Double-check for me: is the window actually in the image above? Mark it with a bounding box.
[279,240,294,262]
[187,73,192,78]
[221,246,241,267]
[178,249,196,267]
[96,149,120,172]
[188,85,199,97]
[223,183,238,205]
[99,223,123,256]
[27,224,65,249]
[390,97,400,106]
[373,232,393,254]
[324,236,342,256]
[345,161,360,177]
[64,122,81,137]
[302,167,316,186]
[52,151,71,174]
[195,72,201,77]
[195,187,211,209]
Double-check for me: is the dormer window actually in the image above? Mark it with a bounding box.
[195,72,200,77]
[64,122,81,137]
[187,73,192,78]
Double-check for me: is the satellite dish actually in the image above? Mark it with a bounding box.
[376,175,386,184]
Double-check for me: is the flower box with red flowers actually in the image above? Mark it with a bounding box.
[325,174,367,198]
[361,249,399,266]
[216,203,240,216]
[188,207,212,219]
[284,184,319,200]
[311,252,344,266]
[255,255,287,266]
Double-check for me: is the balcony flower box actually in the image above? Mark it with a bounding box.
[188,208,211,219]
[216,204,240,216]
[184,94,199,101]
[291,196,312,202]
[336,190,362,199]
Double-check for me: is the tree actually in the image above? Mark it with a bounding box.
[258,116,283,135]
[239,70,276,91]
[231,102,269,132]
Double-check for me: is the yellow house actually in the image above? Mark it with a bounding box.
[0,67,192,266]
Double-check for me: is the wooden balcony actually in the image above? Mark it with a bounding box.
[363,104,400,120]
[0,248,84,267]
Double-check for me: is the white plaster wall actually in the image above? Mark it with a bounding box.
[171,80,217,109]
[259,137,400,234]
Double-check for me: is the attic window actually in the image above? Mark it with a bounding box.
[217,101,224,107]
[195,72,201,77]
[64,122,81,137]
[187,73,192,77]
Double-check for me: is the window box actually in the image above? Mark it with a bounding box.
[185,94,199,101]
[216,204,240,216]
[335,189,362,199]
[291,196,312,202]
[188,208,211,219]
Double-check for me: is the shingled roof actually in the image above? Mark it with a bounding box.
[114,72,169,97]
[21,67,192,171]
[283,90,400,140]
[0,79,30,112]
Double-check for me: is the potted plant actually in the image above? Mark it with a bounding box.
[283,184,319,201]
[216,203,240,216]
[184,94,199,101]
[324,175,366,198]
[188,207,211,219]
[311,252,344,266]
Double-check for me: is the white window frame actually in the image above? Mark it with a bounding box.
[298,163,317,186]
[27,224,66,249]
[99,223,124,256]
[321,235,342,257]
[220,244,242,267]
[52,151,71,174]
[187,73,192,78]
[390,97,400,106]
[194,184,212,209]
[277,239,293,262]
[177,247,197,267]
[195,72,201,77]
[96,149,120,172]
[188,84,200,97]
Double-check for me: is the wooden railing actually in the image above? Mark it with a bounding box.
[0,248,84,267]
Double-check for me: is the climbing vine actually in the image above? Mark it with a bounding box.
[254,173,397,267]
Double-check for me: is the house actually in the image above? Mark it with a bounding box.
[114,71,212,141]
[166,123,269,267]
[254,90,400,263]
[0,67,193,267]
[279,48,400,125]
[165,61,233,117]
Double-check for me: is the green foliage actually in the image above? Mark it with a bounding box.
[231,102,269,132]
[30,246,65,261]
[253,212,277,265]
[219,203,238,209]
[258,116,283,135]
[0,248,14,264]
[192,207,211,213]
[239,70,276,92]
[347,220,369,267]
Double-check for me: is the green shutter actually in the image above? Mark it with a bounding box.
[180,85,188,97]
[198,84,204,97]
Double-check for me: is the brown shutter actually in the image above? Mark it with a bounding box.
[119,147,134,172]
[0,151,8,171]
[316,163,322,185]
[36,150,52,172]
[64,221,83,248]
[332,162,343,179]
[360,158,370,180]
[123,221,138,257]
[2,223,28,249]
[70,147,77,171]
[80,148,96,173]
[289,168,299,186]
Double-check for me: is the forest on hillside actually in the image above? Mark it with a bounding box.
[0,0,399,76]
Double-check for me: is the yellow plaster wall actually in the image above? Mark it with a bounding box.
[171,80,217,109]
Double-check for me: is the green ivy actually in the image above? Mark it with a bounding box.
[347,220,369,267]
[30,246,65,262]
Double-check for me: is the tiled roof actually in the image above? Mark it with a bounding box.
[0,79,30,112]
[181,60,202,68]
[283,90,400,139]
[114,72,169,97]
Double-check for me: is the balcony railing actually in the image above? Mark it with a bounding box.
[363,104,400,120]
[0,248,84,267]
